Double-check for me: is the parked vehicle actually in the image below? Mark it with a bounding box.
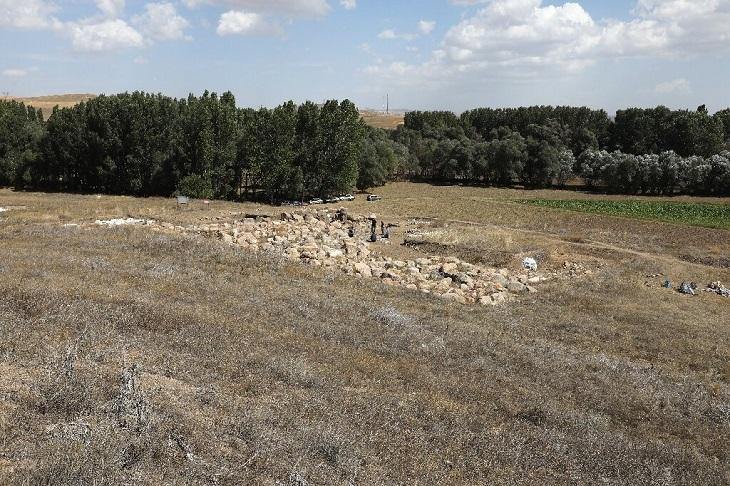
[325,196,340,203]
[309,197,324,205]
[366,194,382,202]
[339,194,355,201]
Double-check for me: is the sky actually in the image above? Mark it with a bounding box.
[1,0,730,114]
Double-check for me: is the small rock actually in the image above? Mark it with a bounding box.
[491,292,506,304]
[507,281,526,293]
[441,263,458,274]
[354,262,372,277]
[522,257,538,272]
[440,292,467,304]
[478,296,494,306]
[494,274,509,287]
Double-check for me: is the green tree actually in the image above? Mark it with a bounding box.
[0,100,44,186]
[317,100,365,195]
[177,173,213,199]
[486,127,527,185]
[294,101,322,196]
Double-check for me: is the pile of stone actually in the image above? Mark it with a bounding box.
[95,217,154,227]
[679,282,697,295]
[563,260,593,277]
[705,281,730,298]
[177,209,549,306]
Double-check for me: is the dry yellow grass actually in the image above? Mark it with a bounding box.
[359,110,405,130]
[0,185,729,484]
[1,94,96,119]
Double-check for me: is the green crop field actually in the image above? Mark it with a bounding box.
[521,199,730,230]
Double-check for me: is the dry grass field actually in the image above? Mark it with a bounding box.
[1,94,96,119]
[1,183,729,484]
[359,110,405,130]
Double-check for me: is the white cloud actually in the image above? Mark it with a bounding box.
[186,0,330,37]
[655,78,692,95]
[378,29,416,41]
[69,19,145,52]
[1,1,189,52]
[217,10,282,36]
[340,0,356,9]
[367,0,730,87]
[0,0,59,29]
[418,20,435,35]
[2,68,32,77]
[96,0,125,18]
[183,0,331,17]
[441,0,598,70]
[133,2,189,41]
[378,20,437,42]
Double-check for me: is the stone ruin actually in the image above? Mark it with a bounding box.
[152,208,556,306]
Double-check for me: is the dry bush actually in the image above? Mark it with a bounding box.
[33,343,93,419]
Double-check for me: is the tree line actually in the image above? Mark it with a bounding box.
[579,150,730,196]
[1,92,373,201]
[392,105,730,194]
[1,94,729,198]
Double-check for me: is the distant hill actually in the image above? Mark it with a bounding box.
[0,94,96,119]
[359,110,405,130]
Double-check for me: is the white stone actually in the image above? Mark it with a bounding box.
[354,262,372,277]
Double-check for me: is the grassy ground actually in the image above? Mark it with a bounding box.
[521,199,730,230]
[1,185,729,484]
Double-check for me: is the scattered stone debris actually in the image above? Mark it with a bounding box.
[522,257,538,272]
[564,261,592,277]
[654,275,729,298]
[78,208,592,307]
[151,208,593,307]
[705,281,730,298]
[679,282,697,296]
[95,217,153,227]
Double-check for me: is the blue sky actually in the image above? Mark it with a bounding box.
[1,0,729,113]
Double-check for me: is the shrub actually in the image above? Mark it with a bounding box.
[176,174,213,199]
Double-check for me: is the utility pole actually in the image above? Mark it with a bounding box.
[386,93,389,115]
